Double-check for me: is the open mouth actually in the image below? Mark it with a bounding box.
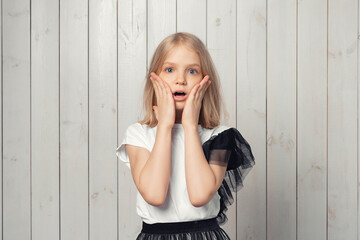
[174,92,186,96]
[173,91,187,101]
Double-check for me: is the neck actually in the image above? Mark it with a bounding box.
[175,109,183,123]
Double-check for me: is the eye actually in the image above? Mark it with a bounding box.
[165,67,173,73]
[189,69,198,74]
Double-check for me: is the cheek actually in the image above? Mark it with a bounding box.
[158,73,171,82]
[190,77,203,87]
[193,74,203,82]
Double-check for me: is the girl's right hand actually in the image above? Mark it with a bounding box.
[150,72,175,129]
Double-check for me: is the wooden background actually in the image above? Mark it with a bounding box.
[1,0,358,239]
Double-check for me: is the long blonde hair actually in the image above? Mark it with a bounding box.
[138,32,229,129]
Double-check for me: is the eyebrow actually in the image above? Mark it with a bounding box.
[163,62,201,68]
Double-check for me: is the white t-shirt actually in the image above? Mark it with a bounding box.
[116,122,231,224]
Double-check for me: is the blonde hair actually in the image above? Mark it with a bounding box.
[138,32,229,129]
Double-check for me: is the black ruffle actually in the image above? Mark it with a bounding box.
[136,228,230,240]
[202,128,255,226]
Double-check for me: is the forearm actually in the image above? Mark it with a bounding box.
[139,125,172,204]
[184,125,217,206]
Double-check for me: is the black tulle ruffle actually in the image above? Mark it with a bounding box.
[136,228,230,240]
[137,217,230,239]
[202,127,256,226]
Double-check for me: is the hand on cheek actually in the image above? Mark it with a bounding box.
[150,72,176,128]
[181,75,211,128]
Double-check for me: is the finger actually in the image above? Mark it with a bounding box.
[199,75,210,88]
[196,78,211,99]
[152,76,165,98]
[189,83,201,99]
[161,80,173,97]
[192,76,207,97]
[152,74,166,96]
[150,77,161,100]
[150,72,159,78]
[194,76,209,98]
[150,72,162,95]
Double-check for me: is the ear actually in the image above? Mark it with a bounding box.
[152,106,158,120]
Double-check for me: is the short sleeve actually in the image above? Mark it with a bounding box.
[115,123,151,169]
[202,127,255,226]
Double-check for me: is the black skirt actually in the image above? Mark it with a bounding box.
[136,217,231,240]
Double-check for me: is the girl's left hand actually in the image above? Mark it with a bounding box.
[182,75,211,128]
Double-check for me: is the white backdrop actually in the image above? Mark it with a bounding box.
[1,0,358,239]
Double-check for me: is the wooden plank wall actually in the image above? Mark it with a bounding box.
[1,0,358,239]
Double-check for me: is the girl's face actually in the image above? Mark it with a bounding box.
[158,44,203,110]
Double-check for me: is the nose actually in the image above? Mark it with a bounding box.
[176,73,186,85]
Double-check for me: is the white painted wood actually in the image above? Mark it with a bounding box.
[0,0,3,239]
[327,0,358,239]
[1,1,360,239]
[3,0,31,239]
[207,0,237,238]
[206,0,236,127]
[177,0,207,45]
[267,0,297,239]
[31,0,59,239]
[118,0,147,238]
[358,1,360,239]
[89,0,117,239]
[236,0,266,239]
[60,0,89,239]
[147,0,176,66]
[298,0,327,239]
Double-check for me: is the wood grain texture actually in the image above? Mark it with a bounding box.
[31,0,59,239]
[207,0,237,238]
[118,0,147,238]
[89,0,117,239]
[327,0,358,239]
[3,0,31,239]
[147,0,176,66]
[177,0,206,44]
[236,0,266,239]
[267,0,297,239]
[298,0,327,239]
[0,0,2,239]
[60,0,88,239]
[0,0,358,239]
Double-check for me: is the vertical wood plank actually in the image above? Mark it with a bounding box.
[176,0,206,44]
[328,0,358,239]
[3,0,31,239]
[0,0,3,238]
[89,0,117,239]
[236,0,266,239]
[207,0,237,238]
[267,0,297,239]
[358,0,360,238]
[60,0,88,239]
[147,0,176,65]
[31,0,59,239]
[297,0,327,239]
[118,0,147,238]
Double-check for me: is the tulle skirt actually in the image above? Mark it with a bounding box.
[136,217,231,240]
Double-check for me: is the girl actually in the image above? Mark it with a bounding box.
[116,32,255,240]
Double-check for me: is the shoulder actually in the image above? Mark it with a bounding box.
[202,124,249,149]
[126,122,153,134]
[212,125,232,135]
[121,122,149,143]
[202,124,233,138]
[202,124,255,170]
